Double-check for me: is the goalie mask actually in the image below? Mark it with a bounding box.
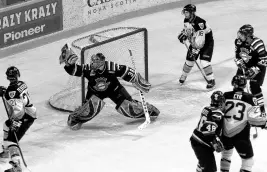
[90,53,105,71]
[6,66,20,82]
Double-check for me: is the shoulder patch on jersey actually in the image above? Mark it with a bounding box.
[9,91,16,98]
[198,23,204,29]
[253,97,258,105]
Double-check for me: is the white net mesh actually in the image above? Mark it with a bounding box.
[49,27,148,112]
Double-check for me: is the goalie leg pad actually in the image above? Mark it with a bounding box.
[117,100,160,119]
[67,95,105,127]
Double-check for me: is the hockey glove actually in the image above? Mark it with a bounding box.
[178,32,187,43]
[234,58,246,70]
[9,120,22,132]
[245,66,260,79]
[59,43,78,65]
[189,48,200,60]
[0,86,7,97]
[258,58,267,67]
[132,73,151,93]
[211,136,224,153]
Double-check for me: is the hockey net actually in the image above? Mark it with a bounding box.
[49,27,148,112]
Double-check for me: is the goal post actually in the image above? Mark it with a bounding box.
[49,27,149,112]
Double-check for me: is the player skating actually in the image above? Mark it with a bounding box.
[190,90,225,172]
[220,75,267,172]
[59,43,160,130]
[234,24,267,117]
[0,66,37,172]
[178,4,216,89]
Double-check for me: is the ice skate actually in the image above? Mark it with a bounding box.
[206,79,216,90]
[0,148,9,164]
[179,74,187,85]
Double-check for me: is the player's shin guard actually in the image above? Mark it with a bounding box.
[201,60,215,89]
[240,157,253,172]
[250,83,266,115]
[67,95,105,130]
[117,100,160,119]
[179,60,194,84]
[220,149,234,172]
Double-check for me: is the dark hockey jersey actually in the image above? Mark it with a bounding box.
[64,61,136,95]
[223,90,257,137]
[191,106,224,148]
[4,81,36,119]
[235,36,267,69]
[183,15,213,49]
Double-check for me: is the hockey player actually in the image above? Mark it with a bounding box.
[190,90,225,172]
[178,4,216,89]
[59,43,160,130]
[0,66,37,172]
[220,75,267,172]
[234,24,267,116]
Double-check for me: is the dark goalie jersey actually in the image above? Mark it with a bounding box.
[235,37,267,69]
[4,81,36,120]
[183,15,214,49]
[191,106,224,147]
[64,61,136,96]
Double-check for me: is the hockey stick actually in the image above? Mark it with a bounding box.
[128,49,151,130]
[241,68,258,139]
[183,42,209,83]
[1,97,30,170]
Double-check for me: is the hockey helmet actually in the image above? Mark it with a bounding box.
[238,24,254,40]
[182,4,196,14]
[210,91,225,108]
[231,75,247,89]
[6,66,20,81]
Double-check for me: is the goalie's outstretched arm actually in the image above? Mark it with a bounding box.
[109,62,151,93]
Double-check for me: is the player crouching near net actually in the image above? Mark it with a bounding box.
[190,90,225,172]
[59,43,160,130]
[177,4,216,90]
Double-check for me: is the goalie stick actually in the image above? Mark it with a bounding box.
[183,41,208,83]
[241,69,258,139]
[128,49,151,130]
[1,97,32,171]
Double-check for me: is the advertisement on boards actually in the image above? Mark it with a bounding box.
[0,0,63,48]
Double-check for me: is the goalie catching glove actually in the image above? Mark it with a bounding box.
[59,43,78,65]
[131,72,151,93]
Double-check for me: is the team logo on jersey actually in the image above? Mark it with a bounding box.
[8,91,16,98]
[198,23,204,29]
[93,77,110,91]
[239,51,252,63]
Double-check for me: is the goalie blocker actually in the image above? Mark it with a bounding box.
[59,46,160,130]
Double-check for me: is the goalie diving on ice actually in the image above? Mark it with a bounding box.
[59,43,160,130]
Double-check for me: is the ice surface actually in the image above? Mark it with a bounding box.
[0,0,267,171]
